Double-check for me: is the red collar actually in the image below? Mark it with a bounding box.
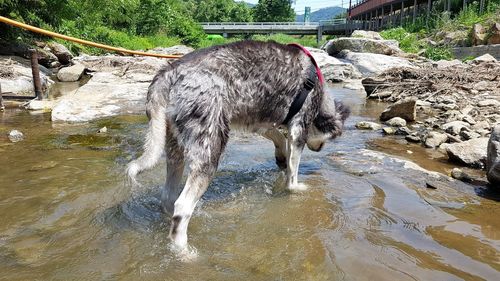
[288,43,325,85]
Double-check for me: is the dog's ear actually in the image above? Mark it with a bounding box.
[313,98,350,138]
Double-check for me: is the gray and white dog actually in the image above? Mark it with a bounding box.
[127,40,349,253]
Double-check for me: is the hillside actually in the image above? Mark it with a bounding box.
[296,6,345,22]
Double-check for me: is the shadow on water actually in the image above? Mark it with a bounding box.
[0,85,499,280]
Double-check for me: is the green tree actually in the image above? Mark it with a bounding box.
[253,0,295,22]
[231,2,253,22]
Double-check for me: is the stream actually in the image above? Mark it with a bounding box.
[0,85,499,280]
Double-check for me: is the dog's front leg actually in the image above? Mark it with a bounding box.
[263,128,288,169]
[286,124,307,192]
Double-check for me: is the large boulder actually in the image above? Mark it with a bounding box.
[487,124,500,186]
[338,50,414,77]
[57,64,85,82]
[324,37,402,56]
[487,22,500,45]
[0,56,54,95]
[446,138,489,168]
[36,47,58,67]
[472,53,497,63]
[47,42,73,64]
[351,30,384,40]
[471,23,486,46]
[52,55,167,122]
[306,48,362,82]
[380,98,416,122]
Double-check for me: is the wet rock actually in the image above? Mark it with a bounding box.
[356,121,381,130]
[380,98,416,122]
[307,48,362,82]
[424,132,448,148]
[324,37,402,56]
[147,45,194,56]
[486,124,500,186]
[97,126,107,133]
[47,42,73,64]
[443,121,470,135]
[369,90,392,99]
[395,126,412,136]
[29,161,58,171]
[487,22,500,45]
[477,99,500,107]
[472,54,497,63]
[351,30,384,40]
[446,137,489,168]
[337,50,414,77]
[451,168,473,182]
[57,64,85,82]
[26,100,56,111]
[8,130,24,142]
[382,127,395,135]
[385,117,407,127]
[405,133,421,143]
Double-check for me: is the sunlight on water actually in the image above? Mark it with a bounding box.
[0,86,498,280]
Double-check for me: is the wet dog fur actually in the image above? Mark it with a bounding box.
[127,40,349,253]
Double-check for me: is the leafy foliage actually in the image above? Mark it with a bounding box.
[253,0,295,22]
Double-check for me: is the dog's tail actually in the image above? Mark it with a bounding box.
[127,74,169,185]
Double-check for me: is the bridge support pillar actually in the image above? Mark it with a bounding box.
[317,27,323,46]
[223,32,228,38]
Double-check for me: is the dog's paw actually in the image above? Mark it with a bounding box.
[287,182,309,192]
[170,244,198,262]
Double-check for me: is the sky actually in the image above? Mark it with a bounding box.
[245,0,348,15]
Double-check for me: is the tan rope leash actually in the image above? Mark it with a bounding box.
[0,16,182,59]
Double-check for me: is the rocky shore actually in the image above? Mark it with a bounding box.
[1,33,499,186]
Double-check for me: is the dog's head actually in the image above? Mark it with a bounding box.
[307,98,350,152]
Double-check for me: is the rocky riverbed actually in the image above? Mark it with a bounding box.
[1,33,499,186]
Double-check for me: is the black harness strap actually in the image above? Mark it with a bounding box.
[282,67,318,125]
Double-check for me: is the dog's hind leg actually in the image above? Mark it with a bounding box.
[161,126,185,215]
[169,131,228,253]
[263,128,288,169]
[286,123,307,192]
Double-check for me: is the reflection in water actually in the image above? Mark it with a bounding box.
[0,86,499,280]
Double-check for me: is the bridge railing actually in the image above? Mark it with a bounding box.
[199,19,347,27]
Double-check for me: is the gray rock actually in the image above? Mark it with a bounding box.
[0,56,54,95]
[37,47,58,67]
[395,127,412,136]
[486,124,500,186]
[351,30,384,40]
[443,121,470,135]
[337,50,414,77]
[369,90,392,99]
[478,99,500,107]
[460,130,480,140]
[446,138,489,168]
[433,59,463,69]
[306,48,362,82]
[451,168,472,182]
[406,133,421,143]
[324,37,402,56]
[380,98,416,122]
[462,115,476,125]
[382,127,396,135]
[356,121,381,130]
[8,130,24,142]
[425,132,448,148]
[473,120,490,131]
[147,45,194,56]
[47,42,73,64]
[57,64,85,82]
[385,117,407,127]
[472,53,497,63]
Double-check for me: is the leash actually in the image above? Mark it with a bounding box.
[282,43,324,125]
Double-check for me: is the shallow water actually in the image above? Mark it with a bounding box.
[0,86,499,280]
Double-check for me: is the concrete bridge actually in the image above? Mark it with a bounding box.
[200,20,362,44]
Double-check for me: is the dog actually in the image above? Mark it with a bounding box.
[127,40,349,253]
